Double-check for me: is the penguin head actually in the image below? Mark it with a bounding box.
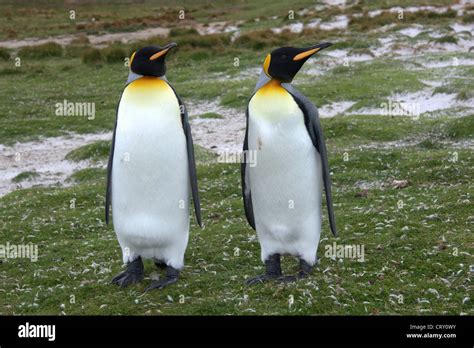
[262,42,332,82]
[129,42,177,77]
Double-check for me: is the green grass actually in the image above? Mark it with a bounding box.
[0,0,318,40]
[18,42,63,59]
[1,140,472,315]
[433,65,474,101]
[300,59,425,108]
[196,112,224,119]
[11,171,40,183]
[65,140,111,163]
[0,47,10,60]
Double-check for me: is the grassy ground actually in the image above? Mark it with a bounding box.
[1,123,472,315]
[0,0,473,315]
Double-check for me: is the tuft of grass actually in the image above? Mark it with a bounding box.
[234,29,298,50]
[103,46,127,64]
[65,140,111,163]
[11,171,40,183]
[18,42,63,59]
[67,168,105,184]
[434,35,458,44]
[189,50,211,61]
[194,144,218,164]
[322,115,425,145]
[349,9,457,31]
[443,115,474,140]
[195,112,224,119]
[82,48,104,65]
[417,138,444,149]
[169,27,200,36]
[0,67,23,76]
[461,12,474,23]
[176,33,230,52]
[0,47,10,60]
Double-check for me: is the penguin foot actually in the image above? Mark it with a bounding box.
[277,275,297,283]
[154,260,167,269]
[111,257,144,288]
[277,259,313,283]
[246,254,282,285]
[146,266,179,291]
[297,259,313,279]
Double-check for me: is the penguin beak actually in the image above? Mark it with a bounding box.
[293,42,333,61]
[149,42,177,61]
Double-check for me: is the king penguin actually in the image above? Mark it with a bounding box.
[105,42,202,290]
[241,43,337,284]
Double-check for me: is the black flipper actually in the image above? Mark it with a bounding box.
[168,85,202,228]
[282,84,337,237]
[105,93,123,225]
[241,103,256,230]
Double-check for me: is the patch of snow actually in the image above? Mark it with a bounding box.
[422,58,474,68]
[319,48,374,63]
[188,100,244,153]
[368,10,383,18]
[297,8,310,16]
[318,101,356,118]
[324,49,348,58]
[271,22,304,34]
[427,31,446,39]
[319,15,349,31]
[451,23,474,33]
[378,37,394,45]
[387,6,449,15]
[348,54,374,62]
[0,133,111,196]
[420,80,444,88]
[399,25,425,38]
[307,18,322,29]
[322,0,346,6]
[0,27,170,49]
[352,89,474,116]
[371,24,398,34]
[195,21,242,35]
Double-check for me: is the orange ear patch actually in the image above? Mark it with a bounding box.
[263,54,271,76]
[129,51,136,66]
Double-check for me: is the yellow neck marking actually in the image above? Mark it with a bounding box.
[256,79,286,96]
[250,79,297,121]
[123,77,174,105]
[128,76,168,89]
